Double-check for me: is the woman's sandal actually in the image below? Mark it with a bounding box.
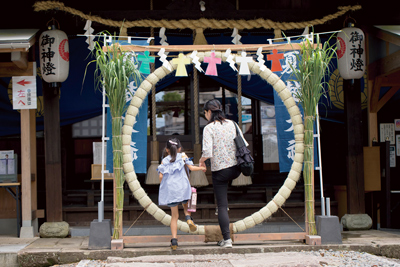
[170,238,178,250]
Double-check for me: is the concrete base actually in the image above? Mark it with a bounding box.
[341,214,373,231]
[88,220,111,250]
[316,215,342,244]
[0,253,18,267]
[19,226,34,238]
[111,239,124,250]
[305,235,321,245]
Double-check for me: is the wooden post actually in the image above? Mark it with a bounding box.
[367,80,378,145]
[20,109,32,230]
[43,83,63,222]
[29,109,37,221]
[344,79,365,214]
[251,99,263,174]
[380,141,391,228]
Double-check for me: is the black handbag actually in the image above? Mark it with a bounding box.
[233,122,254,176]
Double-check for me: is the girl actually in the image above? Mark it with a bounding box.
[158,137,206,250]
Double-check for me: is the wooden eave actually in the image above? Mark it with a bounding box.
[367,27,400,113]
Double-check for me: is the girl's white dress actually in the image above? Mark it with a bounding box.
[157,153,192,206]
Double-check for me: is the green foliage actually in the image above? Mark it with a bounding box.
[87,32,143,239]
[288,33,337,119]
[91,34,144,117]
[161,91,182,102]
[286,31,337,235]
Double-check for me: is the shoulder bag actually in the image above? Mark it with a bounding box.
[233,122,254,176]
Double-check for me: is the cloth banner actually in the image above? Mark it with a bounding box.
[273,42,319,173]
[106,40,149,174]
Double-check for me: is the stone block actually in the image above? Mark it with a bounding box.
[305,235,321,245]
[111,239,124,250]
[39,221,69,238]
[316,215,342,244]
[341,214,372,230]
[88,220,111,250]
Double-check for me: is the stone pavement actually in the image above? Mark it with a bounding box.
[1,229,400,266]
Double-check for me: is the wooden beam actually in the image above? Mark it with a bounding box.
[32,209,45,220]
[233,232,306,241]
[381,71,400,86]
[122,232,306,244]
[123,235,205,244]
[0,48,30,53]
[11,52,29,69]
[366,26,400,47]
[103,43,319,53]
[370,77,383,113]
[368,49,400,79]
[377,86,400,112]
[0,62,35,77]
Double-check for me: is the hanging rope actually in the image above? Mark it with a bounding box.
[237,74,243,129]
[150,28,157,142]
[193,67,199,145]
[33,1,361,36]
[190,41,208,187]
[232,72,252,186]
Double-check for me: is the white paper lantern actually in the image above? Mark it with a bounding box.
[337,26,365,80]
[39,28,69,83]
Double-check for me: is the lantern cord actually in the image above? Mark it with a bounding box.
[343,15,357,27]
[46,18,60,29]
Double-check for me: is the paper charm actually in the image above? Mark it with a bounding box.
[159,27,169,46]
[83,20,95,50]
[204,52,221,76]
[147,37,155,44]
[157,48,172,71]
[231,28,242,45]
[107,35,113,45]
[267,49,284,72]
[236,51,253,75]
[137,50,155,74]
[224,49,237,72]
[172,53,191,77]
[190,51,204,73]
[256,47,266,71]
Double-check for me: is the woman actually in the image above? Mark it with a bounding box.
[199,99,248,248]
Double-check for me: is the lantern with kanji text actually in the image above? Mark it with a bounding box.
[337,25,365,80]
[39,25,69,84]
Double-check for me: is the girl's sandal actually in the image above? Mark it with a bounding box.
[187,219,197,232]
[185,215,197,232]
[170,238,178,250]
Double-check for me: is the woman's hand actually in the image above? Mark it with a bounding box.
[199,157,208,172]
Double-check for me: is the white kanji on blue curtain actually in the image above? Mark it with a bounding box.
[273,42,319,173]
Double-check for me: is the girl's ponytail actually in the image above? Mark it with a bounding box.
[169,142,177,162]
[166,138,182,163]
